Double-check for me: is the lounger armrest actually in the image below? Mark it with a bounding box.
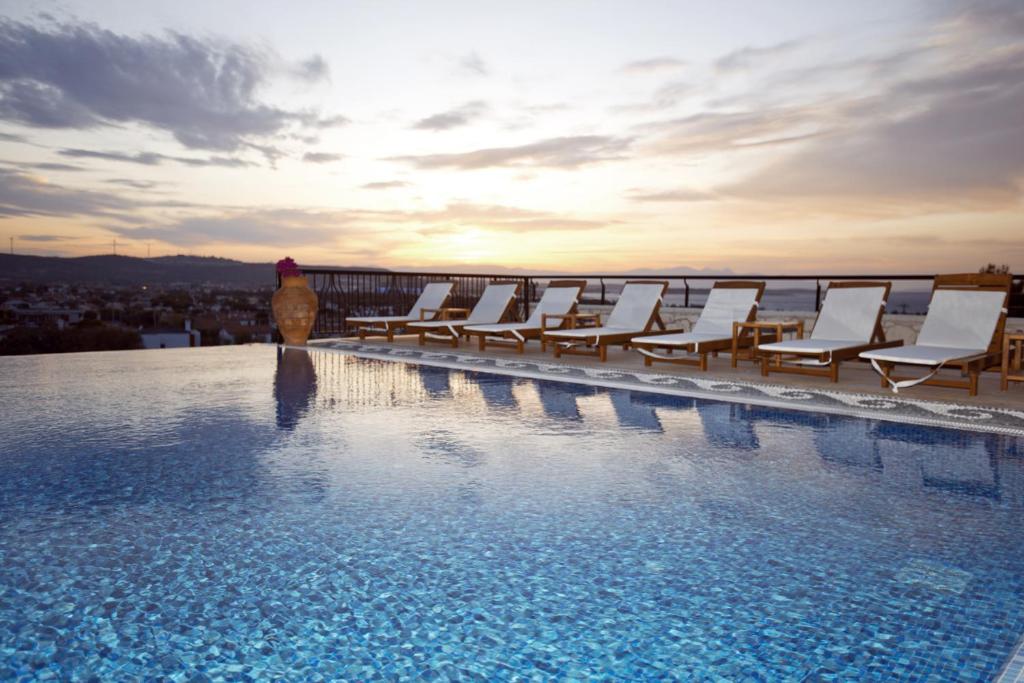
[540,312,578,331]
[561,312,601,329]
[441,307,470,321]
[421,307,469,321]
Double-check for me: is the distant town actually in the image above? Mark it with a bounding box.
[0,253,278,355]
[0,280,275,355]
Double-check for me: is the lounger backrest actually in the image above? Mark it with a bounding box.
[606,282,666,330]
[692,287,760,337]
[917,289,1006,350]
[408,282,454,319]
[811,286,887,341]
[467,282,519,324]
[525,284,583,326]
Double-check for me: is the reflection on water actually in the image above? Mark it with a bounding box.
[274,347,317,430]
[3,347,1021,680]
[300,352,1022,506]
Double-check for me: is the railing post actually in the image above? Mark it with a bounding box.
[274,270,282,344]
[815,279,822,311]
[600,278,606,305]
[521,276,530,321]
[684,278,689,308]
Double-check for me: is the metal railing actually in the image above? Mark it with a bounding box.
[279,268,1023,339]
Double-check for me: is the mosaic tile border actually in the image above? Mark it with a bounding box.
[997,635,1024,683]
[304,340,1024,437]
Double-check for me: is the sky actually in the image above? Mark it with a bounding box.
[0,0,1021,274]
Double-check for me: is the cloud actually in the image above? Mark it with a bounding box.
[0,167,137,219]
[22,162,87,172]
[0,20,343,151]
[105,178,160,189]
[18,234,74,242]
[394,203,611,233]
[629,188,714,202]
[715,39,804,72]
[360,180,410,190]
[292,54,330,82]
[0,131,26,142]
[59,147,253,168]
[622,57,686,73]
[723,48,1024,210]
[412,100,488,131]
[390,135,631,170]
[111,210,342,247]
[458,51,488,76]
[640,107,827,155]
[301,151,343,163]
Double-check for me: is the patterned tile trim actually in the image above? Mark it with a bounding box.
[304,340,1024,436]
[997,635,1024,683]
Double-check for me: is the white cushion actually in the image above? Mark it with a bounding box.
[630,332,729,347]
[347,315,420,325]
[408,282,454,319]
[467,283,519,324]
[860,344,988,367]
[605,283,664,330]
[811,286,886,341]
[525,285,581,326]
[691,288,759,336]
[759,338,866,354]
[917,289,1005,349]
[544,325,634,340]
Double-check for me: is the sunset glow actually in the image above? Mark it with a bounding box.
[0,0,1021,273]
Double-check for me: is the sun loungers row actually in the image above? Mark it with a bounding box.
[345,273,1014,396]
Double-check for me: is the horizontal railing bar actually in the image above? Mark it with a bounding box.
[294,268,1020,281]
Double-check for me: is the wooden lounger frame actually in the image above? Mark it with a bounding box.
[346,281,455,342]
[416,280,522,349]
[630,281,766,371]
[760,281,900,383]
[542,280,669,362]
[871,273,1012,396]
[464,280,587,354]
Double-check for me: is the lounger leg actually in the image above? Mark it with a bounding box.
[761,356,770,377]
[553,344,562,358]
[699,353,708,372]
[599,345,607,362]
[829,363,839,383]
[879,362,890,388]
[386,328,394,342]
[516,340,524,354]
[644,354,652,367]
[418,332,425,346]
[358,327,366,340]
[969,371,979,397]
[450,335,459,349]
[478,335,486,352]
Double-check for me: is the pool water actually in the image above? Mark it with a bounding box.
[1,345,1022,680]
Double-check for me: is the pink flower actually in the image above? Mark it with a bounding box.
[276,257,303,278]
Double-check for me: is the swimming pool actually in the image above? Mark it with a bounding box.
[1,345,1022,680]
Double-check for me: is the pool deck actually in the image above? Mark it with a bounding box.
[306,335,1024,436]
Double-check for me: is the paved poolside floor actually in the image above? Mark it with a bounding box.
[314,334,1023,410]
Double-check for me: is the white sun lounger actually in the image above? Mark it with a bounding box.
[463,280,586,353]
[758,282,900,382]
[346,281,454,341]
[860,274,1012,396]
[408,281,520,348]
[629,281,765,371]
[541,281,668,362]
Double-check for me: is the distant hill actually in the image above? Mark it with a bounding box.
[0,254,384,287]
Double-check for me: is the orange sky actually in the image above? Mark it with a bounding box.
[0,1,1021,273]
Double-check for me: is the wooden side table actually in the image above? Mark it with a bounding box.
[731,320,804,368]
[1002,332,1024,391]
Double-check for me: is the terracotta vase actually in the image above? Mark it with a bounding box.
[272,275,318,345]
